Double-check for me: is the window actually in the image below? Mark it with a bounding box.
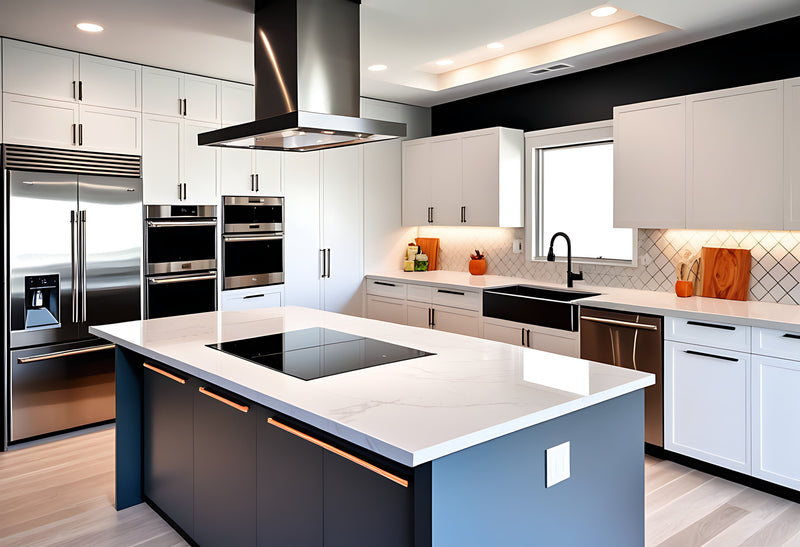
[525,121,635,265]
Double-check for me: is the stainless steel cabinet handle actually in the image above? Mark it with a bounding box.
[581,316,658,331]
[71,210,79,322]
[147,220,217,228]
[80,210,87,322]
[224,234,282,242]
[143,362,186,384]
[18,343,115,364]
[684,349,739,363]
[198,387,249,413]
[148,273,217,284]
[686,320,735,331]
[268,418,408,487]
[781,333,800,340]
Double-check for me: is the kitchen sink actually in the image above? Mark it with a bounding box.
[482,285,600,332]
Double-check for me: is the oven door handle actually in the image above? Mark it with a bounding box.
[223,235,283,242]
[147,220,217,228]
[148,273,218,285]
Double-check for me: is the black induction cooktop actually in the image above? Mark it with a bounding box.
[206,327,434,381]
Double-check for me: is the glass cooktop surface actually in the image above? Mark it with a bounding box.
[206,327,434,381]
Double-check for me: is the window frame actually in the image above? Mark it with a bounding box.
[524,120,638,267]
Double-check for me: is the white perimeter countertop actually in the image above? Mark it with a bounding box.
[367,271,800,333]
[91,306,652,467]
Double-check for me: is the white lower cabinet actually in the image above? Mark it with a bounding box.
[365,295,406,325]
[664,340,751,473]
[482,317,579,357]
[221,286,283,311]
[751,328,800,490]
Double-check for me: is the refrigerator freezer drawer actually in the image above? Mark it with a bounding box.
[10,341,116,442]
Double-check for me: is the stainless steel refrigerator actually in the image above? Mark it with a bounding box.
[3,145,142,446]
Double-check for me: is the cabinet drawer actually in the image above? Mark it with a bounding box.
[406,284,433,303]
[752,327,800,361]
[366,279,406,299]
[221,287,283,311]
[664,316,750,352]
[432,287,480,311]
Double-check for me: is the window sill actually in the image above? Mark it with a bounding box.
[531,257,638,269]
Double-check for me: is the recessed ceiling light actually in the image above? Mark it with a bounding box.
[435,59,454,67]
[368,64,387,71]
[487,42,504,49]
[590,6,618,17]
[76,22,104,32]
[321,130,335,135]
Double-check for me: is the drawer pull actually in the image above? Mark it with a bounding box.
[374,281,396,287]
[243,293,265,300]
[143,362,186,384]
[437,289,465,296]
[684,349,739,363]
[198,387,249,413]
[782,333,800,340]
[267,418,409,488]
[686,321,736,331]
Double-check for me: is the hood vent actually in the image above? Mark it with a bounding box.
[198,0,406,152]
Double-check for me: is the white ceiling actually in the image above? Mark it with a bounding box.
[0,0,798,108]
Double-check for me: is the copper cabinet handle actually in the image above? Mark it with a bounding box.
[143,362,186,384]
[198,387,249,413]
[267,418,409,488]
[18,343,115,363]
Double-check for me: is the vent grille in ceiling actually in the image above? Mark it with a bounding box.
[529,63,573,76]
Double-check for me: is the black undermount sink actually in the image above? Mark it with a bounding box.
[482,285,600,332]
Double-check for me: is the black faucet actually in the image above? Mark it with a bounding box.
[546,232,583,288]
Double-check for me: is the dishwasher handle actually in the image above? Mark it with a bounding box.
[580,315,658,331]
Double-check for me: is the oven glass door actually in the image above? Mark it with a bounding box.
[222,197,283,233]
[146,221,217,274]
[223,235,284,289]
[146,271,218,319]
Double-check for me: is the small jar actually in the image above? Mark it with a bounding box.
[414,253,429,271]
[403,260,415,272]
[407,245,419,261]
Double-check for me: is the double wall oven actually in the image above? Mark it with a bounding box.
[221,196,284,290]
[145,205,218,319]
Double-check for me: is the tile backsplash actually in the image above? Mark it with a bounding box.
[415,226,800,305]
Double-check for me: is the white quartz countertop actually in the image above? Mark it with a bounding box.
[90,306,652,467]
[367,271,800,333]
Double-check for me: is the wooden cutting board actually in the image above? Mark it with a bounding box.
[415,237,439,270]
[699,247,751,301]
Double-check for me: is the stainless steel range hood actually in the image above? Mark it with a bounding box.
[198,0,406,152]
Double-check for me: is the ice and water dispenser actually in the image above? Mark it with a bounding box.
[24,274,60,329]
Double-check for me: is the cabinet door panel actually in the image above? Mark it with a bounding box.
[401,141,432,226]
[785,78,800,230]
[184,74,221,123]
[194,386,257,546]
[254,150,282,195]
[2,39,78,102]
[221,81,254,126]
[182,120,219,204]
[366,296,406,325]
[461,131,499,226]
[3,94,79,149]
[79,54,141,111]
[142,115,181,204]
[687,82,783,229]
[220,148,255,195]
[433,306,480,337]
[483,320,525,346]
[430,137,461,226]
[284,152,322,309]
[406,302,430,329]
[79,105,141,155]
[614,97,686,228]
[142,67,183,117]
[143,365,194,536]
[532,329,579,358]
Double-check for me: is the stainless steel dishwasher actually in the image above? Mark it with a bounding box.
[580,307,663,447]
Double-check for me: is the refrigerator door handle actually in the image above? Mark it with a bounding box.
[80,210,88,322]
[71,210,79,323]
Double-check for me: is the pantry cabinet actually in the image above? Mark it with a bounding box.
[401,127,523,227]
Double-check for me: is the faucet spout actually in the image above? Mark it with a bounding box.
[546,232,583,288]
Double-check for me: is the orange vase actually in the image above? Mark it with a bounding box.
[469,258,486,275]
[675,280,693,297]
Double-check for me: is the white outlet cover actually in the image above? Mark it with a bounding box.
[546,441,570,488]
[512,239,523,254]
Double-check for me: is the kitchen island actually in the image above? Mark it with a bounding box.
[91,306,653,546]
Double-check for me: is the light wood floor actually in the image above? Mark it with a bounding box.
[2,429,799,546]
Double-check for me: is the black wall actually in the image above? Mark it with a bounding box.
[432,16,800,135]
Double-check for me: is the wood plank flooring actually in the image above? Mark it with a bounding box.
[1,429,798,546]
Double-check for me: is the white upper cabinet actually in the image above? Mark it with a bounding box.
[401,127,523,227]
[221,81,254,126]
[784,77,800,230]
[2,39,79,102]
[142,67,221,123]
[687,81,783,230]
[613,97,686,228]
[77,104,142,155]
[253,151,282,195]
[3,94,79,149]
[182,120,219,203]
[2,39,141,112]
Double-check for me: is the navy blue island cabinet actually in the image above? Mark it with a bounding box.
[116,346,646,547]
